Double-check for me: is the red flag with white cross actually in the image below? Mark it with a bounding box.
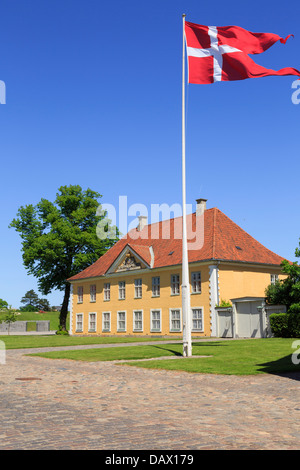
[185,21,300,84]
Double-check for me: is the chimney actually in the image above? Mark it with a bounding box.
[196,198,207,217]
[137,215,148,231]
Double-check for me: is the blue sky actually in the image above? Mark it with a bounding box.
[0,0,299,308]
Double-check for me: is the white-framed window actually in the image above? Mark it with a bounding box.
[169,309,181,332]
[171,274,180,295]
[119,281,126,300]
[117,311,126,332]
[102,312,111,332]
[191,272,201,294]
[90,284,96,302]
[270,274,279,285]
[88,312,96,332]
[151,309,161,332]
[104,283,110,301]
[152,277,160,297]
[192,307,203,331]
[76,313,83,332]
[77,286,83,303]
[133,310,143,332]
[134,279,142,298]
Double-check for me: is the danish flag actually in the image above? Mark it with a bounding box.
[185,21,300,84]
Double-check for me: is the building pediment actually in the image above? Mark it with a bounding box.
[107,244,151,274]
[116,253,143,272]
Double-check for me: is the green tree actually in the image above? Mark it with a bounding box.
[0,299,9,310]
[0,308,17,335]
[10,185,118,331]
[20,290,51,311]
[265,259,300,310]
[20,289,39,308]
[36,298,51,311]
[19,304,37,312]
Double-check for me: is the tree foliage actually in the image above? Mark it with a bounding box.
[265,259,300,310]
[19,304,37,312]
[37,298,51,311]
[21,289,39,307]
[0,307,18,335]
[0,299,9,310]
[10,185,118,330]
[20,290,52,311]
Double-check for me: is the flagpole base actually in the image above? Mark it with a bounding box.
[183,341,192,357]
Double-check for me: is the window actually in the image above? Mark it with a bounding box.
[88,313,96,332]
[117,311,126,331]
[152,277,160,297]
[119,281,126,300]
[191,272,201,294]
[77,286,83,303]
[76,313,83,332]
[134,279,142,298]
[104,283,110,301]
[170,309,181,332]
[270,274,279,285]
[133,310,143,331]
[151,309,161,332]
[192,308,203,331]
[102,312,111,332]
[90,284,96,302]
[171,274,180,295]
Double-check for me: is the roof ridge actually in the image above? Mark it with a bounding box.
[125,207,217,236]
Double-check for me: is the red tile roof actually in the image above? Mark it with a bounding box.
[127,243,152,266]
[68,208,286,281]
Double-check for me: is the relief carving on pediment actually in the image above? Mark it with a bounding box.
[116,253,141,272]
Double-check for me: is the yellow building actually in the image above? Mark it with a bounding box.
[68,199,286,338]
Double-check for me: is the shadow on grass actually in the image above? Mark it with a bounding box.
[152,345,183,357]
[257,354,300,381]
[151,341,225,358]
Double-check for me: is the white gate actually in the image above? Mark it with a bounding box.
[234,299,263,338]
[217,308,233,337]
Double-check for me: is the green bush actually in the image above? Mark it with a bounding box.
[288,303,300,314]
[288,312,300,337]
[216,299,232,308]
[19,304,37,312]
[270,311,300,338]
[56,327,69,336]
[269,313,290,337]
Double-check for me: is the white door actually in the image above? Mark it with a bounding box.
[218,311,233,338]
[236,301,262,338]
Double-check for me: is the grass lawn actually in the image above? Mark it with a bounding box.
[0,310,181,349]
[30,344,180,362]
[29,338,300,376]
[0,334,181,349]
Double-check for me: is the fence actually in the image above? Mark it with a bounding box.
[0,320,50,333]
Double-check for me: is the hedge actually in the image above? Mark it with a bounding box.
[269,313,290,337]
[269,312,300,338]
[288,312,300,337]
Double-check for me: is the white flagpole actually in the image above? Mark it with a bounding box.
[182,14,192,357]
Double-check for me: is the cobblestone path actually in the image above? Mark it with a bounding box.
[1,345,300,450]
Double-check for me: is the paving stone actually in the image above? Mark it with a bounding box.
[0,345,299,450]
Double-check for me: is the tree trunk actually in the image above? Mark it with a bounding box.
[59,283,71,331]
